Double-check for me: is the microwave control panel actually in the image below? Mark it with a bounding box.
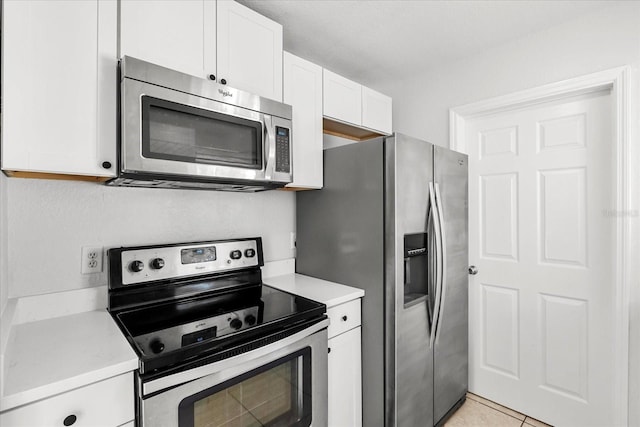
[275,126,291,173]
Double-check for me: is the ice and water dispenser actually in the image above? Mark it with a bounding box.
[403,232,430,308]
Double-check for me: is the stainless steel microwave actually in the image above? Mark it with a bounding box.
[108,56,293,191]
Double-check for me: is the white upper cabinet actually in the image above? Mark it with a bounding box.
[217,0,283,101]
[323,69,392,136]
[323,69,362,126]
[362,86,393,135]
[119,0,215,79]
[283,52,323,189]
[119,0,282,101]
[1,0,117,177]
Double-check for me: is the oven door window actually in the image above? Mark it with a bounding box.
[141,96,263,169]
[178,348,312,427]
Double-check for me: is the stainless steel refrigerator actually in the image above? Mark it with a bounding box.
[296,133,468,427]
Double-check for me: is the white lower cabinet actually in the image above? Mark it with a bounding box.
[0,373,134,427]
[327,299,362,427]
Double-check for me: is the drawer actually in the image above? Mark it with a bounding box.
[327,298,361,339]
[0,373,134,427]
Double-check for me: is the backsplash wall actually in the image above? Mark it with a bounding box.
[0,173,8,314]
[5,177,295,298]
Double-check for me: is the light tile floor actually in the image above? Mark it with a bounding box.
[444,393,553,427]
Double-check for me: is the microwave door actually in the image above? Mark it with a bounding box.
[121,79,271,183]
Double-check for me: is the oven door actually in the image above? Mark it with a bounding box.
[121,78,292,184]
[139,320,328,427]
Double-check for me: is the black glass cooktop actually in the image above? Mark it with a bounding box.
[113,284,326,374]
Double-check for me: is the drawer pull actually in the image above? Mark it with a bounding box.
[63,414,77,426]
[342,315,348,321]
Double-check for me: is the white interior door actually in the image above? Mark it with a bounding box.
[467,89,615,426]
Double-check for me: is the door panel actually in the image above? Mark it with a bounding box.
[386,135,434,427]
[481,283,520,379]
[433,146,469,423]
[216,0,283,101]
[480,173,519,260]
[468,90,614,426]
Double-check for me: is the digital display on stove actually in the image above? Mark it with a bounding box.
[182,326,217,346]
[181,246,216,264]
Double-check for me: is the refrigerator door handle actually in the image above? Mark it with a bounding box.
[428,182,444,348]
[426,204,435,328]
[433,183,447,344]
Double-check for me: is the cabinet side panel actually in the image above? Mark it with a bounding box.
[296,139,384,426]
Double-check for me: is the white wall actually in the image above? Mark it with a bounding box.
[380,2,640,147]
[0,173,8,315]
[5,178,294,298]
[378,2,640,424]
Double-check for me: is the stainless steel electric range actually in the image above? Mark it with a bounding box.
[107,237,328,427]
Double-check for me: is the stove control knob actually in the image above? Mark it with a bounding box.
[245,314,257,326]
[230,318,243,330]
[244,248,256,258]
[149,339,165,354]
[151,258,165,270]
[230,250,242,260]
[129,260,144,273]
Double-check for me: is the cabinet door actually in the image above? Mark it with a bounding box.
[328,327,363,427]
[323,69,362,126]
[283,53,323,189]
[120,0,216,79]
[0,373,133,427]
[2,0,116,177]
[217,0,283,101]
[362,86,393,135]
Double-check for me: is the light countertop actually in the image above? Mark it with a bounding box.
[1,309,138,412]
[265,273,364,307]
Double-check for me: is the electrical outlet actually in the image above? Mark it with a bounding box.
[81,246,103,274]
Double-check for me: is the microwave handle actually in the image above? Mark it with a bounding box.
[263,116,275,180]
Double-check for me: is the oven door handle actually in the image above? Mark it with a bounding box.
[143,318,329,396]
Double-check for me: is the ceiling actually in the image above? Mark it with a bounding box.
[237,0,622,88]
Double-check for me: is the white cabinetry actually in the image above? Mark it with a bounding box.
[323,70,362,126]
[217,0,283,101]
[362,86,393,135]
[119,0,215,79]
[0,373,134,427]
[327,298,363,427]
[323,69,392,136]
[1,0,117,178]
[119,0,283,101]
[283,52,323,189]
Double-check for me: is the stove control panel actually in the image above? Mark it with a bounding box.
[117,239,261,286]
[133,306,260,356]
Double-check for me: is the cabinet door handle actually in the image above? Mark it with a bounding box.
[328,347,331,353]
[220,78,227,85]
[63,414,77,426]
[342,315,348,321]
[208,74,216,81]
